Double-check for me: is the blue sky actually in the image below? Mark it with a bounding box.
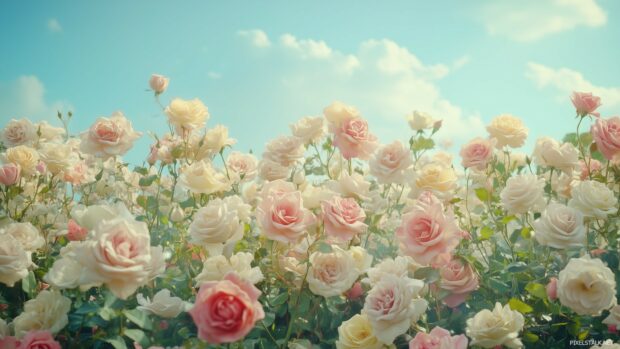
[1,1,619,164]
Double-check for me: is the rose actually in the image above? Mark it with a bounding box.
[323,101,360,126]
[407,110,434,131]
[179,160,230,194]
[290,116,326,144]
[38,143,75,175]
[149,74,169,94]
[189,273,265,344]
[13,290,71,337]
[137,289,190,318]
[532,203,585,249]
[43,244,83,289]
[369,141,412,184]
[438,258,479,308]
[226,151,258,181]
[568,180,617,218]
[0,223,44,252]
[348,246,373,273]
[0,234,31,287]
[557,255,616,315]
[362,275,428,344]
[256,188,315,243]
[195,252,264,285]
[192,125,236,159]
[262,135,305,167]
[165,98,209,133]
[571,91,601,117]
[327,172,370,200]
[591,116,620,161]
[307,246,360,298]
[16,331,61,349]
[500,174,546,214]
[321,196,367,241]
[0,163,20,186]
[486,114,528,148]
[189,197,250,256]
[80,112,142,158]
[604,305,620,329]
[37,121,66,143]
[465,302,524,349]
[1,119,37,147]
[532,137,579,174]
[363,256,420,287]
[62,161,94,185]
[332,117,378,160]
[396,197,460,266]
[410,163,457,201]
[335,314,383,349]
[409,327,468,349]
[258,159,291,181]
[4,145,39,176]
[580,159,602,180]
[459,137,496,171]
[546,277,558,300]
[71,202,133,231]
[66,220,88,241]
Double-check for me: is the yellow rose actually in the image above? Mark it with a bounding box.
[5,145,39,175]
[411,163,457,200]
[165,98,209,133]
[486,114,528,148]
[336,314,384,349]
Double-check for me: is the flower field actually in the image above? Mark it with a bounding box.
[1,75,620,349]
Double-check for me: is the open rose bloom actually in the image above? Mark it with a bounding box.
[1,79,620,348]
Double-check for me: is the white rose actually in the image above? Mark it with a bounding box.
[71,202,134,231]
[532,137,579,174]
[136,289,190,318]
[258,159,291,181]
[327,172,370,200]
[307,246,360,298]
[369,141,413,184]
[195,252,264,285]
[165,98,209,133]
[324,101,360,127]
[407,111,434,131]
[302,184,335,210]
[4,145,39,176]
[349,246,373,273]
[263,135,305,167]
[568,180,617,219]
[486,114,528,148]
[13,289,71,337]
[39,142,76,174]
[0,234,32,287]
[465,302,524,348]
[226,151,258,181]
[500,174,546,214]
[1,118,37,147]
[532,203,585,249]
[44,244,84,289]
[362,256,421,287]
[0,222,44,252]
[192,125,236,159]
[290,116,326,144]
[362,275,428,344]
[336,314,384,349]
[37,121,66,143]
[188,197,248,255]
[557,255,616,315]
[179,160,230,194]
[603,305,620,328]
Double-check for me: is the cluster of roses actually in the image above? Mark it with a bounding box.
[0,73,620,349]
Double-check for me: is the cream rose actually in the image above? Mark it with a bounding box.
[13,289,71,337]
[532,203,585,249]
[37,121,66,143]
[324,101,361,127]
[349,246,373,273]
[500,174,546,214]
[486,114,528,148]
[327,172,370,200]
[465,302,524,348]
[5,145,39,176]
[195,252,264,285]
[369,141,412,184]
[80,112,142,158]
[0,234,32,287]
[226,151,258,182]
[39,142,75,175]
[179,160,230,194]
[410,163,457,201]
[192,125,236,159]
[307,246,360,298]
[407,110,434,131]
[44,243,84,289]
[263,135,305,167]
[71,202,134,231]
[290,116,326,144]
[1,118,37,147]
[362,275,428,344]
[362,256,420,287]
[557,255,616,315]
[336,314,383,349]
[0,222,44,252]
[532,137,579,174]
[258,158,291,181]
[603,305,620,329]
[137,289,191,318]
[165,98,209,133]
[568,180,617,219]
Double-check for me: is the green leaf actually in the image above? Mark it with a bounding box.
[525,282,547,299]
[413,267,440,283]
[105,336,128,349]
[21,271,37,298]
[123,309,153,330]
[520,227,531,239]
[501,215,516,224]
[506,261,528,273]
[411,137,435,151]
[139,174,158,187]
[523,332,539,343]
[479,226,494,240]
[508,298,533,314]
[474,188,489,202]
[270,292,289,306]
[124,329,150,347]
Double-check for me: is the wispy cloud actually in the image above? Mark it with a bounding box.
[481,0,606,42]
[47,18,62,33]
[237,29,271,48]
[0,76,71,121]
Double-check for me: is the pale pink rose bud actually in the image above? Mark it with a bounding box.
[0,163,21,186]
[39,282,50,290]
[36,161,47,174]
[546,277,558,301]
[149,74,169,95]
[579,159,602,180]
[67,219,88,241]
[433,119,443,131]
[591,116,620,161]
[345,282,364,300]
[571,91,601,117]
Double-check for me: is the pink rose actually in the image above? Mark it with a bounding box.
[546,277,558,301]
[17,331,61,349]
[459,137,496,170]
[345,282,364,300]
[591,116,620,161]
[579,159,602,180]
[189,273,264,344]
[66,219,88,241]
[321,196,367,241]
[409,327,468,349]
[369,141,412,184]
[438,259,479,308]
[149,74,169,95]
[62,161,90,185]
[571,91,601,117]
[80,112,142,158]
[0,336,18,349]
[396,196,460,265]
[331,117,378,160]
[257,188,316,243]
[0,163,20,186]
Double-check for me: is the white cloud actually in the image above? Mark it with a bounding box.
[237,29,271,48]
[481,0,607,42]
[526,62,620,107]
[208,71,222,79]
[47,18,62,32]
[280,34,333,59]
[0,76,71,122]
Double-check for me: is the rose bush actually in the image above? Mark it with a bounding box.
[0,77,620,349]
